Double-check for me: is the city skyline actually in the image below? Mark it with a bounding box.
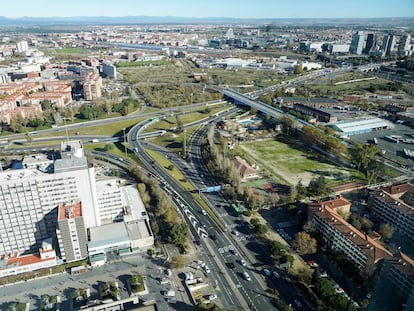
[1,0,413,19]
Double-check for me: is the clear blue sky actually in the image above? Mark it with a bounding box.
[2,0,413,18]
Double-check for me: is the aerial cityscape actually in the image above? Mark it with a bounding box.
[0,1,413,311]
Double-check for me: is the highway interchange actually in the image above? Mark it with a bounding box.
[1,64,409,310]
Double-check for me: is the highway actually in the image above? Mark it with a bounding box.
[129,117,253,311]
[143,123,314,310]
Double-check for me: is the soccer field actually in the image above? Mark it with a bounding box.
[239,138,352,186]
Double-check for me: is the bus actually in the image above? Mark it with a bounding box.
[231,204,241,216]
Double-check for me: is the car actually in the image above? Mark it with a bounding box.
[204,266,210,273]
[263,268,271,276]
[294,299,302,308]
[210,234,217,241]
[230,248,238,256]
[240,259,247,266]
[226,262,236,269]
[231,230,239,236]
[208,294,217,301]
[201,209,207,216]
[272,271,280,278]
[165,269,172,277]
[167,297,177,304]
[242,271,251,281]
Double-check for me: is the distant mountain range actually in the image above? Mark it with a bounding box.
[0,15,413,26]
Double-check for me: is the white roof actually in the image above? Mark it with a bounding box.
[331,117,390,133]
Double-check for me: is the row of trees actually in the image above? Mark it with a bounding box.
[130,166,189,252]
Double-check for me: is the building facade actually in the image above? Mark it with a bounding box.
[368,183,414,241]
[350,31,365,55]
[309,199,391,274]
[56,201,88,262]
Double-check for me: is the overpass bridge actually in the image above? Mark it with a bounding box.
[218,87,310,128]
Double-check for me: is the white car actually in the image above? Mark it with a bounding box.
[208,294,217,301]
[240,259,246,266]
[242,271,251,281]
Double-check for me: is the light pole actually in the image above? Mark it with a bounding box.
[122,128,127,158]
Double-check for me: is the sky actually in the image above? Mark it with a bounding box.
[1,0,413,19]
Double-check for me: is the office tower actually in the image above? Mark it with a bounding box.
[350,31,365,55]
[382,33,397,56]
[398,34,411,56]
[364,33,376,54]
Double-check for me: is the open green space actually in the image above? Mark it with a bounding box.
[53,47,90,54]
[116,60,173,67]
[142,105,228,133]
[239,138,357,186]
[84,142,139,164]
[39,117,146,138]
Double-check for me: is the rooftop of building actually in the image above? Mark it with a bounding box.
[58,201,82,221]
[310,203,393,263]
[371,186,414,218]
[330,117,390,133]
[230,156,257,177]
[88,222,130,251]
[309,195,351,211]
[125,219,152,241]
[122,185,148,222]
[387,252,414,278]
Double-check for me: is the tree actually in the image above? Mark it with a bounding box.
[104,143,114,151]
[170,255,185,268]
[175,115,183,133]
[167,223,188,246]
[303,219,317,234]
[294,64,303,74]
[292,231,317,255]
[378,223,393,239]
[307,176,329,197]
[296,179,307,200]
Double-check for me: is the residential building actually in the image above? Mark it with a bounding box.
[230,156,258,181]
[102,61,117,79]
[350,31,365,55]
[83,72,102,100]
[56,201,88,263]
[309,200,392,274]
[368,183,414,241]
[372,252,414,311]
[16,40,29,54]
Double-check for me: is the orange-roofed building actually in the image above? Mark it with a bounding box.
[0,239,57,278]
[56,201,88,263]
[309,201,393,275]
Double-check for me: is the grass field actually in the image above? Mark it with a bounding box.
[239,138,355,186]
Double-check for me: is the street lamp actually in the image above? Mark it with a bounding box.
[122,128,127,158]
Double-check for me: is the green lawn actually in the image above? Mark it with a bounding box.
[239,138,355,186]
[39,117,146,138]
